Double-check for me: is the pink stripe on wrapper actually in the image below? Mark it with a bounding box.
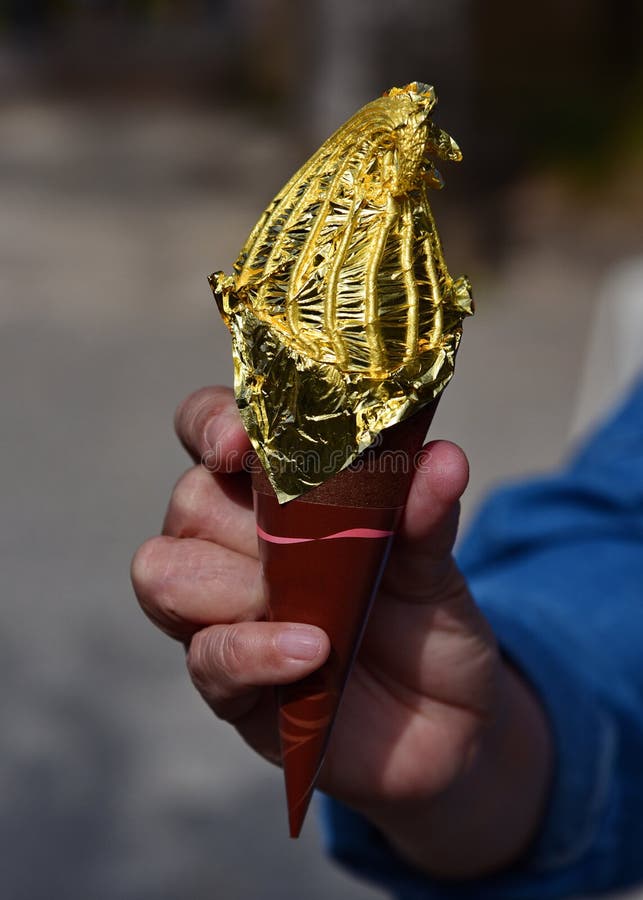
[256,525,310,545]
[320,527,394,541]
[256,524,394,545]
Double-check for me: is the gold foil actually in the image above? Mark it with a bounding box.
[210,82,473,503]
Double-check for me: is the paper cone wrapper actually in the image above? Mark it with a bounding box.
[251,400,439,837]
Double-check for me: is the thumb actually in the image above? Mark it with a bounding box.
[361,440,495,713]
[380,440,469,601]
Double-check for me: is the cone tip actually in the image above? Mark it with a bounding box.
[287,788,313,839]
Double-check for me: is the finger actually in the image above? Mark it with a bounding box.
[131,536,262,641]
[187,622,330,723]
[162,465,257,558]
[174,386,251,472]
[381,441,469,600]
[402,440,469,546]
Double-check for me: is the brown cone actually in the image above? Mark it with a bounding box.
[252,400,439,837]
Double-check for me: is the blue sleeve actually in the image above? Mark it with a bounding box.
[319,376,643,898]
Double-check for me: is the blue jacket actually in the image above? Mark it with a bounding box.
[321,377,643,898]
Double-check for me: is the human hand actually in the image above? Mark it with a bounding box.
[132,386,552,878]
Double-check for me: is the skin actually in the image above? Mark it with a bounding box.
[131,386,553,879]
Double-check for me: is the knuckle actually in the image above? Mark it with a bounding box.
[187,628,240,710]
[175,386,234,448]
[187,627,259,723]
[130,537,165,598]
[217,625,246,679]
[131,537,188,635]
[165,467,208,537]
[186,629,213,691]
[187,626,244,687]
[174,387,211,434]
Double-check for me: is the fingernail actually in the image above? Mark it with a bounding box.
[276,627,322,661]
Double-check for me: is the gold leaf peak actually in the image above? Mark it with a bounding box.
[210,83,472,502]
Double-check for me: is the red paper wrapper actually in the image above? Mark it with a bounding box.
[252,401,438,836]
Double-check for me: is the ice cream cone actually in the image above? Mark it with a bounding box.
[210,83,472,837]
[252,399,439,836]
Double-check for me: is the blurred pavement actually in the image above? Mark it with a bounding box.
[1,100,639,899]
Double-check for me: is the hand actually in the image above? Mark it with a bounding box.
[132,386,552,878]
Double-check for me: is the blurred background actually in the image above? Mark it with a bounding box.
[1,2,642,898]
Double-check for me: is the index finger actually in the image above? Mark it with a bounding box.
[174,386,252,472]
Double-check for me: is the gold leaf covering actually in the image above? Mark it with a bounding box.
[210,82,473,503]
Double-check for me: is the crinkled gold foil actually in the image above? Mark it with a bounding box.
[210,82,473,503]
